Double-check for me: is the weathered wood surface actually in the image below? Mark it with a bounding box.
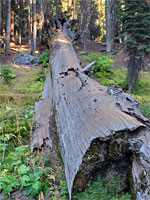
[32,72,54,150]
[51,32,150,199]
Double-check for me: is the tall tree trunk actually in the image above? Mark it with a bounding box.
[5,0,11,55]
[10,7,14,42]
[80,0,90,51]
[72,0,74,19]
[38,0,44,45]
[18,0,23,46]
[30,0,37,55]
[32,0,37,55]
[19,26,22,46]
[105,0,115,52]
[55,0,59,19]
[0,0,2,36]
[28,4,31,46]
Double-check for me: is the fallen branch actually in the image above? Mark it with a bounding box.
[79,60,98,74]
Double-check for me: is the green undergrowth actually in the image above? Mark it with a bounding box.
[0,67,16,84]
[0,145,52,198]
[83,53,114,78]
[74,176,131,200]
[0,64,68,199]
[83,53,150,119]
[39,50,50,67]
[0,106,34,149]
[0,65,46,108]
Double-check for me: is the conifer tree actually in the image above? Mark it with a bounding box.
[119,0,150,92]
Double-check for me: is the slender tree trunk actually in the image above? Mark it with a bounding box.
[38,0,44,45]
[0,0,1,54]
[127,51,139,93]
[0,0,2,36]
[28,5,31,46]
[32,0,37,55]
[105,0,115,52]
[55,0,59,19]
[30,0,33,54]
[10,7,15,42]
[18,0,23,46]
[72,0,74,19]
[5,0,11,55]
[19,26,22,46]
[80,0,90,51]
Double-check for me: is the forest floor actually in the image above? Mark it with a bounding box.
[0,40,150,200]
[75,41,128,69]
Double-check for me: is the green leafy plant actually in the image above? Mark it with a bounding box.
[74,176,131,200]
[0,67,16,84]
[39,50,50,67]
[0,146,52,198]
[83,53,114,78]
[59,180,69,199]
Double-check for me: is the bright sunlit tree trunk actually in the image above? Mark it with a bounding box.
[5,0,11,55]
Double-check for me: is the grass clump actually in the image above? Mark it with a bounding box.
[16,81,44,94]
[39,50,50,67]
[140,103,150,119]
[83,53,114,78]
[0,106,34,148]
[74,176,131,200]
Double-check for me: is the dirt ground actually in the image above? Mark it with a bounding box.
[0,42,47,66]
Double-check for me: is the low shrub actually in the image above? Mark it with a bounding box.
[0,67,16,84]
[83,53,114,78]
[39,50,49,67]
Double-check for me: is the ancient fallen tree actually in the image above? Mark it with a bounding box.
[32,28,150,199]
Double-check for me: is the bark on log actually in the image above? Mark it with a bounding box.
[50,31,150,200]
[32,72,55,150]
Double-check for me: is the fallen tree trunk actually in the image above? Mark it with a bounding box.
[34,27,149,200]
[50,31,150,199]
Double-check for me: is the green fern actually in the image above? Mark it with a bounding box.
[74,177,132,200]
